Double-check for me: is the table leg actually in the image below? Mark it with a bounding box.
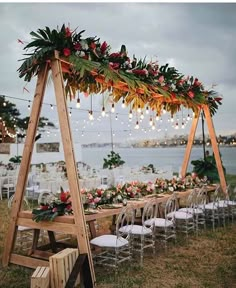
[28,228,40,255]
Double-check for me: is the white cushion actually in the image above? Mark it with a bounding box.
[179,207,203,215]
[145,218,173,228]
[90,235,128,248]
[119,225,152,235]
[173,211,193,220]
[228,200,236,206]
[204,203,217,210]
[3,184,15,188]
[218,202,228,208]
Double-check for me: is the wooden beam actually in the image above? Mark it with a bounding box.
[181,109,200,177]
[51,54,96,285]
[10,254,49,269]
[203,105,227,193]
[2,64,49,267]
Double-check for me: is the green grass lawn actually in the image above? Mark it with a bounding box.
[1,175,236,288]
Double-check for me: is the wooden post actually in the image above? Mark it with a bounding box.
[181,109,200,177]
[2,64,49,267]
[203,105,227,193]
[51,54,96,285]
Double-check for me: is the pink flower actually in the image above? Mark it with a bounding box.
[74,43,82,51]
[187,91,195,98]
[177,79,185,86]
[52,207,58,213]
[94,197,101,204]
[158,75,164,83]
[194,78,201,86]
[63,48,71,57]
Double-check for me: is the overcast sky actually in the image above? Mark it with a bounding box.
[0,2,236,144]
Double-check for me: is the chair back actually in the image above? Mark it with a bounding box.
[165,193,177,221]
[142,199,157,229]
[8,194,30,210]
[116,205,135,238]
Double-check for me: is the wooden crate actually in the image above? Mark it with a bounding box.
[31,266,50,288]
[49,248,79,288]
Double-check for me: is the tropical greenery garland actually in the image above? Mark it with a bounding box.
[18,24,222,115]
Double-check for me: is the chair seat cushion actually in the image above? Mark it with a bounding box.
[3,184,15,189]
[168,211,193,220]
[145,218,174,228]
[218,202,228,208]
[204,203,217,210]
[179,207,203,215]
[90,235,128,248]
[119,225,152,235]
[228,200,236,206]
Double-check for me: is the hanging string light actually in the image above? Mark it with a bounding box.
[155,113,160,121]
[50,104,54,110]
[69,108,72,117]
[140,111,144,120]
[27,100,31,110]
[149,116,153,126]
[146,106,149,114]
[135,120,139,129]
[101,106,106,117]
[137,104,141,113]
[129,108,133,119]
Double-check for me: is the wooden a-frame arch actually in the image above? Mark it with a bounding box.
[2,51,226,287]
[181,106,227,193]
[2,56,96,286]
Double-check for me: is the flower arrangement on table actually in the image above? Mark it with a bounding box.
[17,24,222,116]
[32,188,73,222]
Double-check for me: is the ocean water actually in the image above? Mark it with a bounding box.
[81,146,236,175]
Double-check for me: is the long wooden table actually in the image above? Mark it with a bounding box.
[12,186,216,268]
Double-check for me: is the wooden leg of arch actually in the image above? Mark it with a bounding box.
[203,105,227,193]
[2,64,49,267]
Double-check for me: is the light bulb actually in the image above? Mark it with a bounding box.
[135,121,139,129]
[156,113,160,121]
[3,102,6,107]
[137,105,141,113]
[187,114,190,121]
[111,103,115,113]
[149,117,153,126]
[182,122,185,129]
[163,108,166,114]
[146,106,149,114]
[121,99,126,108]
[129,110,133,119]
[101,107,106,117]
[140,112,144,120]
[171,116,174,122]
[175,122,179,129]
[89,111,94,120]
[76,98,81,108]
[151,125,155,130]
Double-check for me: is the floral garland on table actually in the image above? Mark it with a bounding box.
[32,175,208,222]
[17,24,222,115]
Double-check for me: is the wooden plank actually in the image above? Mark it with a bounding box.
[203,105,227,193]
[17,218,76,234]
[2,64,49,267]
[181,109,200,177]
[31,266,50,288]
[51,53,95,285]
[10,253,49,269]
[19,211,75,224]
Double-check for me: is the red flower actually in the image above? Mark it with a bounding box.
[63,48,71,57]
[90,42,96,50]
[96,189,103,196]
[109,62,120,69]
[40,205,49,210]
[109,52,121,58]
[188,91,195,98]
[74,43,82,51]
[66,204,72,211]
[100,41,108,54]
[177,79,185,86]
[65,27,72,37]
[60,191,69,202]
[132,69,148,76]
